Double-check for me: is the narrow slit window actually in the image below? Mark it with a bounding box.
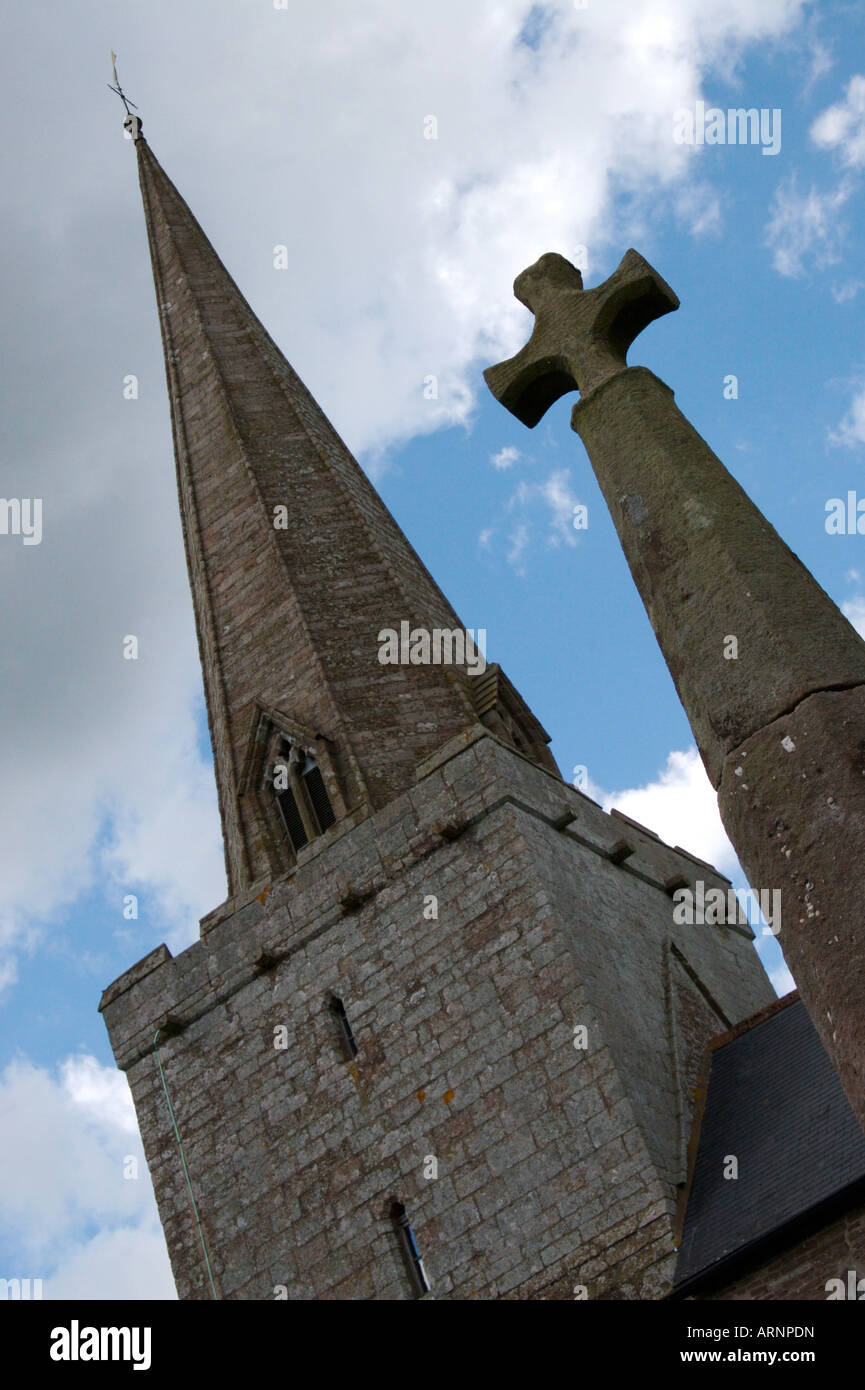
[329,995,359,1059]
[391,1201,430,1297]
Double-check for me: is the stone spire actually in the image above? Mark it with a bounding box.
[128,120,558,898]
[486,248,865,1132]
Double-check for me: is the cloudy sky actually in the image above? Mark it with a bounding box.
[2,0,865,1299]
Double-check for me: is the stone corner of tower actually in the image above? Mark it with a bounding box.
[99,942,174,1016]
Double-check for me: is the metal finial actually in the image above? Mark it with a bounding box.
[108,52,142,138]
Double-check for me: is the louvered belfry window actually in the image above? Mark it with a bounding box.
[302,762,336,832]
[277,784,309,852]
[274,739,335,854]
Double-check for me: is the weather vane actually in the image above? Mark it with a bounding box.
[108,52,142,136]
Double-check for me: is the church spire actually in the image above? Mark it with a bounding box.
[128,125,558,898]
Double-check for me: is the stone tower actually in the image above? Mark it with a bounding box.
[101,120,775,1300]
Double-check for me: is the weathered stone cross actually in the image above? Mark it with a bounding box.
[486,249,865,1132]
[484,249,678,420]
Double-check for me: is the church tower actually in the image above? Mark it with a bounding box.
[101,116,775,1300]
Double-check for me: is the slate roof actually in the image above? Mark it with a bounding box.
[673,992,865,1295]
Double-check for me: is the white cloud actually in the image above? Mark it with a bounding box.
[602,745,737,876]
[804,36,834,90]
[507,523,530,573]
[541,468,581,547]
[811,73,865,167]
[483,467,582,568]
[507,480,533,512]
[830,378,865,448]
[45,1226,177,1302]
[764,175,852,277]
[768,71,865,281]
[61,1054,139,1136]
[831,278,864,304]
[0,1055,175,1298]
[0,580,226,989]
[674,180,723,237]
[491,446,521,470]
[99,717,227,957]
[94,0,809,461]
[596,746,801,997]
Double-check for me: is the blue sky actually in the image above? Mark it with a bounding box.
[2,0,865,1298]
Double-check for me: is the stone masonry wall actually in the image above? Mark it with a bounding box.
[101,729,774,1300]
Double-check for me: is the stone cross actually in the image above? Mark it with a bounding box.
[486,249,865,1133]
[484,249,678,420]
